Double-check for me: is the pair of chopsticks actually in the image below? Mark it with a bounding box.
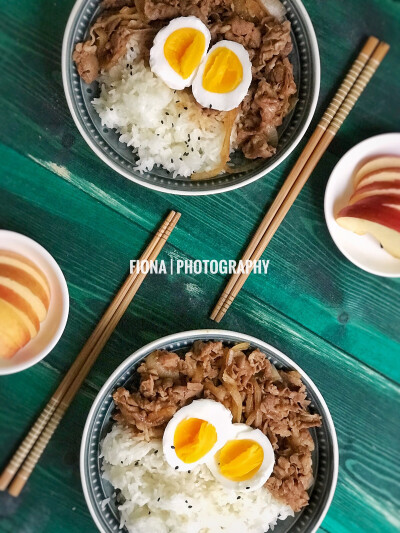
[211,37,390,323]
[0,210,180,497]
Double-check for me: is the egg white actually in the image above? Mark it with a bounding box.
[207,423,275,491]
[192,40,252,111]
[162,399,233,471]
[149,16,211,90]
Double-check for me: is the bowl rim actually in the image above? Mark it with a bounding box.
[324,132,400,278]
[80,328,338,533]
[61,0,320,196]
[0,230,69,375]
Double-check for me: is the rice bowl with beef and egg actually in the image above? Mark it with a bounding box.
[72,0,299,180]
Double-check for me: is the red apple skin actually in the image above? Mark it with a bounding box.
[336,196,400,233]
[350,183,400,204]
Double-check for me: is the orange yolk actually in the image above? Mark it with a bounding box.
[164,28,206,79]
[173,418,217,463]
[202,47,243,93]
[218,439,264,481]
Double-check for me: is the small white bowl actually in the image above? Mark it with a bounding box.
[324,132,400,278]
[0,231,69,375]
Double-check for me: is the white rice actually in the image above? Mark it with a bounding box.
[101,424,294,533]
[93,45,226,178]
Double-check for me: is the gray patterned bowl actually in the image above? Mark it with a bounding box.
[81,329,338,533]
[62,0,319,195]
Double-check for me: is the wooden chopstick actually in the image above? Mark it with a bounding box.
[1,211,180,496]
[210,36,379,321]
[212,39,389,323]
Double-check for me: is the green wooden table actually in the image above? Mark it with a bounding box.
[1,0,400,531]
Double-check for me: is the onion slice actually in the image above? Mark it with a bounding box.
[191,108,238,181]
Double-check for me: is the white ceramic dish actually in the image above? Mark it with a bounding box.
[0,231,69,375]
[324,132,400,278]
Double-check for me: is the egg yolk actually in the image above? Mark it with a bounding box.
[173,418,217,463]
[202,47,243,94]
[164,28,206,79]
[218,439,264,481]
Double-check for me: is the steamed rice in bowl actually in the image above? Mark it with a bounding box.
[101,425,293,533]
[97,340,322,533]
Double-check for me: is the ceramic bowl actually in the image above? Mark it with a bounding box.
[0,230,69,375]
[324,132,400,277]
[62,0,320,195]
[81,329,338,533]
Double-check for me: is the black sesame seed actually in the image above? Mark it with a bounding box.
[110,107,113,111]
[188,470,191,473]
[209,104,212,108]
[184,106,188,110]
[157,497,160,502]
[191,147,194,152]
[176,101,179,103]
[161,120,164,124]
[171,158,174,163]
[126,63,129,68]
[188,505,192,509]
[148,511,151,515]
[172,123,174,127]
[185,500,188,503]
[178,114,181,117]
[154,450,158,454]
[165,112,169,115]
[175,466,179,470]
[237,496,241,500]
[135,461,139,466]
[198,136,200,140]
[188,134,191,140]
[246,487,250,490]
[130,72,133,76]
[179,157,183,161]
[171,446,175,449]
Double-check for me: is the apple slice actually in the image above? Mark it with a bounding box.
[0,264,50,321]
[0,251,50,300]
[350,181,400,204]
[0,299,31,359]
[0,285,40,338]
[336,196,400,259]
[354,156,400,186]
[356,169,400,189]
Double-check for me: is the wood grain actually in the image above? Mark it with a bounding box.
[0,0,400,531]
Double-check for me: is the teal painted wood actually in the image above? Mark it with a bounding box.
[0,0,400,532]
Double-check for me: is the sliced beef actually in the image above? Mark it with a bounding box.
[72,42,99,84]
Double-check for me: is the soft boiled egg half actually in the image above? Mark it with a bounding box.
[163,399,233,471]
[192,40,252,111]
[207,423,275,491]
[150,16,211,90]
